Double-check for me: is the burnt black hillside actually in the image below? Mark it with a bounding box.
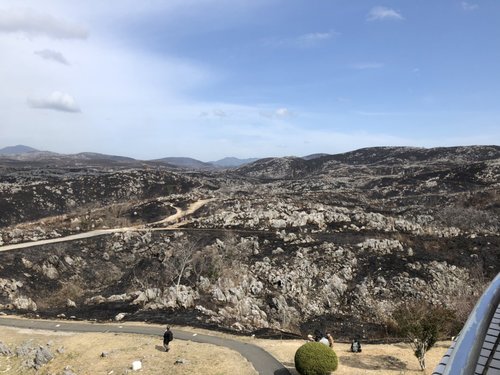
[0,145,498,340]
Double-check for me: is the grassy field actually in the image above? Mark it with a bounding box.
[252,337,451,375]
[0,326,257,375]
[0,324,450,375]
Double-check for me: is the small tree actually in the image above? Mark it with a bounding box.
[392,303,455,370]
[162,234,202,291]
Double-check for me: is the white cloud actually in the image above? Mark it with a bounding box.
[0,8,88,39]
[296,31,337,46]
[367,6,404,21]
[213,109,227,117]
[27,91,80,113]
[0,28,214,148]
[200,109,228,118]
[34,49,69,65]
[356,110,406,116]
[264,30,338,48]
[462,1,478,11]
[352,62,384,70]
[260,107,292,119]
[275,108,290,117]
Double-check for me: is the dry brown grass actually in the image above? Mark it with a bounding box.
[169,325,451,374]
[251,338,451,375]
[0,326,257,375]
[0,322,452,375]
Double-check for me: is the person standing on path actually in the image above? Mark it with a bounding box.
[163,326,173,352]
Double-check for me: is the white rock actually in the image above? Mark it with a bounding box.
[115,313,127,321]
[132,360,142,371]
[107,294,128,302]
[42,264,59,280]
[13,296,37,311]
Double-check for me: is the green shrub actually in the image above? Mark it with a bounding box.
[294,342,338,375]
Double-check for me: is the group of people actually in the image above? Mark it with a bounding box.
[163,325,362,355]
[308,329,335,348]
[308,329,362,353]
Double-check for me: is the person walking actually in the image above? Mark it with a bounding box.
[163,326,173,352]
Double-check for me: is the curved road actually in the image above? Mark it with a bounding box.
[0,317,290,375]
[0,199,213,253]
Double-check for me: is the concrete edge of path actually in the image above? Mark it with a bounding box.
[0,316,291,375]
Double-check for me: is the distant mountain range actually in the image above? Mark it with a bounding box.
[4,144,499,172]
[234,145,500,180]
[0,145,261,169]
[152,157,213,169]
[209,157,259,167]
[0,145,38,155]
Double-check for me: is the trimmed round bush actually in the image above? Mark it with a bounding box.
[294,342,338,375]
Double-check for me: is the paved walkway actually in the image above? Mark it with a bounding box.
[0,317,290,375]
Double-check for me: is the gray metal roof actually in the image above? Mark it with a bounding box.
[433,273,500,375]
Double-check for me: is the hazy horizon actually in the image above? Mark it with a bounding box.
[1,1,499,160]
[3,143,500,164]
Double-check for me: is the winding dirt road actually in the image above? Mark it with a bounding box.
[0,198,213,252]
[0,316,290,375]
[148,198,213,227]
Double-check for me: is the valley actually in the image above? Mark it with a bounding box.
[0,146,498,342]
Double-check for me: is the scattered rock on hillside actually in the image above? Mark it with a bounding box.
[0,341,12,356]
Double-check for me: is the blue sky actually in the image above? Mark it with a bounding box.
[0,0,499,160]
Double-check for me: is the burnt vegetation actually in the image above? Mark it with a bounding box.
[0,145,499,340]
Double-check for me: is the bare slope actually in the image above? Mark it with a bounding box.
[0,146,498,341]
